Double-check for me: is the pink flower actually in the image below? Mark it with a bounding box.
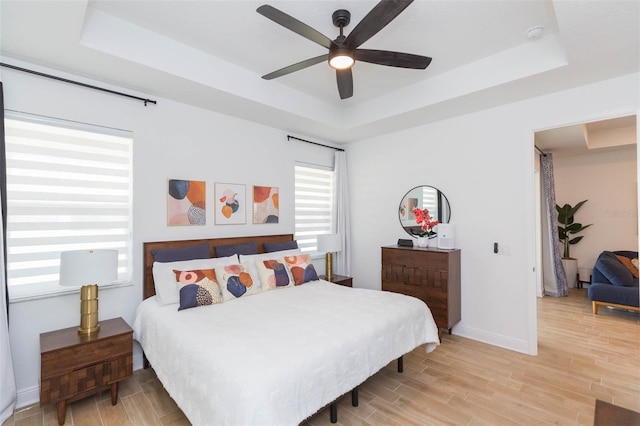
[412,208,439,237]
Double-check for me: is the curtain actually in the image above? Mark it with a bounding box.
[334,151,351,276]
[540,153,568,297]
[0,81,16,424]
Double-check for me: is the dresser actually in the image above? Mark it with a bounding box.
[381,246,461,333]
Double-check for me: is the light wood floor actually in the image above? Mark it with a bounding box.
[5,288,639,425]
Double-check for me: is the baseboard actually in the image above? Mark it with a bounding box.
[15,385,39,410]
[453,323,533,355]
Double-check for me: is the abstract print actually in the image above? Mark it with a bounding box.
[215,183,246,224]
[253,186,279,224]
[167,179,205,226]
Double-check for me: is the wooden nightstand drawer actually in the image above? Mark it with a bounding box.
[40,353,132,404]
[41,333,131,378]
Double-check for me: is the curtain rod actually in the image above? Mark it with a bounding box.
[287,135,344,152]
[535,145,547,156]
[0,62,157,106]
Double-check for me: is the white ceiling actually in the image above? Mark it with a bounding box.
[0,0,638,144]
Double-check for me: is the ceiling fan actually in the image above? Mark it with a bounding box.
[257,0,432,100]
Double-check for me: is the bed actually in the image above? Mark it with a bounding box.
[135,234,440,425]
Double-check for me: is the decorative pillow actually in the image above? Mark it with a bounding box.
[173,268,223,311]
[214,242,259,258]
[263,240,298,253]
[215,263,261,301]
[283,254,318,285]
[239,248,302,286]
[152,255,238,305]
[633,258,639,269]
[595,251,633,287]
[151,243,210,262]
[255,257,293,290]
[616,255,639,278]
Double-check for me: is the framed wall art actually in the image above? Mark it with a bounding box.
[215,182,246,225]
[167,179,206,226]
[253,185,279,224]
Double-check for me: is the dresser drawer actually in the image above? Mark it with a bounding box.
[383,280,427,301]
[382,247,449,270]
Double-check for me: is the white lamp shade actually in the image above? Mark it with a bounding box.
[59,249,118,287]
[317,234,342,253]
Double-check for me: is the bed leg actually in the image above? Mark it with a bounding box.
[330,402,337,423]
[398,356,404,373]
[143,353,150,369]
[351,386,359,407]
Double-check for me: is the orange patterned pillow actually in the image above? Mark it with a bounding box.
[173,269,222,310]
[615,255,639,278]
[283,254,318,285]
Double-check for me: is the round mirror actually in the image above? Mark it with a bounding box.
[399,185,451,238]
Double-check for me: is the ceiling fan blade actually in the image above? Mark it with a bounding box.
[257,5,336,50]
[336,68,353,99]
[262,54,328,80]
[344,0,414,49]
[355,49,431,69]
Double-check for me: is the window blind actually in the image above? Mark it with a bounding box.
[4,112,132,299]
[294,164,334,255]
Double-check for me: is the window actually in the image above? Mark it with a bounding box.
[4,112,132,300]
[294,163,335,255]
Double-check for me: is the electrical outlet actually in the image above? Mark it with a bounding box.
[498,244,511,255]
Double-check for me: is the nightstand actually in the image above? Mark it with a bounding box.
[319,274,353,287]
[40,317,133,425]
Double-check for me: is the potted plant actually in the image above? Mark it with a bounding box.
[411,207,439,247]
[556,200,592,287]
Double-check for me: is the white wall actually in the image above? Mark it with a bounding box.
[347,73,639,355]
[554,148,638,272]
[2,63,334,409]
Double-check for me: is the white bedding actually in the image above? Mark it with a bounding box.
[134,280,439,425]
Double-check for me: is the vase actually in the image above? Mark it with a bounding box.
[416,237,429,248]
[561,258,578,288]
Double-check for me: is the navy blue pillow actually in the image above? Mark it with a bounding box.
[214,242,258,258]
[595,251,634,287]
[263,240,298,253]
[152,243,211,262]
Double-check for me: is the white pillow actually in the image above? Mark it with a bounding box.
[152,254,238,305]
[239,248,301,284]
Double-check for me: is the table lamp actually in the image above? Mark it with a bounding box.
[59,249,118,334]
[317,234,342,282]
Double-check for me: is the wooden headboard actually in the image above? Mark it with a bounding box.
[143,234,294,300]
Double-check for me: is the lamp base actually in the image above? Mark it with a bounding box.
[78,284,100,334]
[325,252,334,282]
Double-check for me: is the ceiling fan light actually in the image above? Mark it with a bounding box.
[329,49,354,70]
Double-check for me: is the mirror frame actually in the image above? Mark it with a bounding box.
[399,185,451,238]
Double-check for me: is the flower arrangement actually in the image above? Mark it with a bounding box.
[412,207,439,237]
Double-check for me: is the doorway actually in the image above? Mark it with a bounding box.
[533,114,638,298]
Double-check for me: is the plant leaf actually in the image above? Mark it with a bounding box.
[569,236,583,245]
